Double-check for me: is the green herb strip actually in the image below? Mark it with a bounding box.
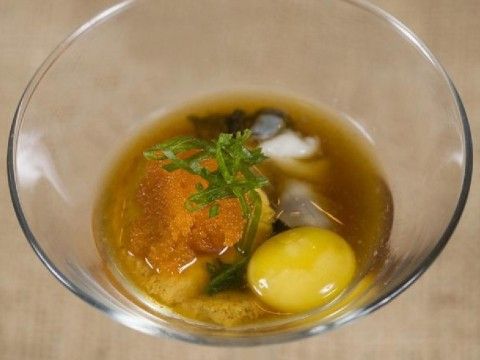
[205,256,250,295]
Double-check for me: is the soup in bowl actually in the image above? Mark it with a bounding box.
[8,0,471,345]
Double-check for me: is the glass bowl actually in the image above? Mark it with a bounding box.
[7,0,472,346]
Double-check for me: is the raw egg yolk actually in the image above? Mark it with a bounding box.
[247,227,356,313]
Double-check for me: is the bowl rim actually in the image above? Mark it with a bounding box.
[7,0,473,346]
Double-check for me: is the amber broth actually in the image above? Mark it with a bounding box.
[93,92,392,326]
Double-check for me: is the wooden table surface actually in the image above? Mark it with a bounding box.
[1,1,479,359]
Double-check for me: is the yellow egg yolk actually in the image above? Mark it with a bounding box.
[247,227,356,313]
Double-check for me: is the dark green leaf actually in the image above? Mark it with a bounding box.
[236,190,262,255]
[205,257,249,295]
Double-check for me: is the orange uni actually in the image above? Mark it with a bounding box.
[127,156,245,274]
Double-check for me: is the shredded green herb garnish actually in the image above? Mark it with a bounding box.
[205,257,249,295]
[143,129,269,294]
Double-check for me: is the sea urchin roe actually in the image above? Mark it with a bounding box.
[127,158,245,274]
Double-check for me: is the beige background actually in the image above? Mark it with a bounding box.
[1,0,479,359]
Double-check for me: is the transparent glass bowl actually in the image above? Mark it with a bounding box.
[7,0,472,346]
